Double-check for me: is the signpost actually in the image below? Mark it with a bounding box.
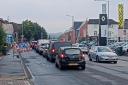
[6,34,14,44]
[99,14,107,46]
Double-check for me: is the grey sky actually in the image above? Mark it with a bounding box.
[0,0,128,33]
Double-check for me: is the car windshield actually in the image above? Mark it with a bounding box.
[53,42,71,49]
[65,48,80,55]
[98,47,112,52]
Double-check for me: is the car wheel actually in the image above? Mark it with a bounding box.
[55,62,58,68]
[96,56,100,63]
[113,61,117,64]
[81,65,85,70]
[58,63,65,70]
[88,54,92,61]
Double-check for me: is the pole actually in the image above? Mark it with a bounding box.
[107,0,109,45]
[21,23,24,42]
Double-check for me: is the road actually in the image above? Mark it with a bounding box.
[21,51,128,85]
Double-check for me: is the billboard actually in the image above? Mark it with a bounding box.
[118,4,124,29]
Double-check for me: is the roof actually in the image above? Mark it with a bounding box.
[124,19,128,29]
[60,46,81,50]
[73,21,83,30]
[88,19,118,25]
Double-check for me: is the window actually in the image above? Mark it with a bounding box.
[65,49,80,54]
[108,31,111,37]
[94,31,97,36]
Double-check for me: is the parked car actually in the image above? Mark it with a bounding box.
[47,42,72,62]
[88,46,118,63]
[72,43,88,54]
[55,47,86,70]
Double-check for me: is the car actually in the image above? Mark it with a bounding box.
[41,44,49,57]
[36,39,50,54]
[72,43,88,54]
[55,47,86,70]
[88,46,118,63]
[47,42,72,62]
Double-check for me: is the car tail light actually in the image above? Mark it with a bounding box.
[60,54,65,59]
[51,49,55,53]
[80,54,85,60]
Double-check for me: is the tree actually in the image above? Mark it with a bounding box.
[0,26,6,52]
[21,20,48,41]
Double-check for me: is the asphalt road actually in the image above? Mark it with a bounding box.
[21,51,128,85]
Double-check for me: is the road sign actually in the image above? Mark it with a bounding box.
[6,34,14,44]
[101,25,107,37]
[100,14,107,25]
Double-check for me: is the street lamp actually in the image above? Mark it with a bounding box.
[21,23,24,42]
[94,0,109,45]
[66,15,76,43]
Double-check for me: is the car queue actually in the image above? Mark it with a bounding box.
[32,39,122,70]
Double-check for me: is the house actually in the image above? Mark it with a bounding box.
[77,19,118,43]
[118,19,128,42]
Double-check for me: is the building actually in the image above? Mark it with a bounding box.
[118,19,128,42]
[77,19,118,43]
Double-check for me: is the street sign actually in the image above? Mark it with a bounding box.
[6,34,14,44]
[99,14,107,46]
[100,14,107,25]
[101,25,107,37]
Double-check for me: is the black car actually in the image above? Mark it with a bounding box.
[47,42,72,62]
[55,47,86,70]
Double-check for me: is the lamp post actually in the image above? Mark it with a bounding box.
[66,15,76,43]
[21,23,23,42]
[95,0,109,45]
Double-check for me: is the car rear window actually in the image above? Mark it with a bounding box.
[65,48,80,54]
[53,42,71,49]
[98,47,112,52]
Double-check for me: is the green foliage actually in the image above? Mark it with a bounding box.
[0,26,6,52]
[21,20,48,41]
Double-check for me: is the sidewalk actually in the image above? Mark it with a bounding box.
[0,50,31,85]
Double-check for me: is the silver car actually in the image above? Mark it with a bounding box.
[88,46,118,63]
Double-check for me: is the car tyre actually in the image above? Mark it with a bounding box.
[88,54,92,61]
[96,56,100,63]
[81,65,85,70]
[58,63,64,70]
[113,61,117,64]
[55,62,58,68]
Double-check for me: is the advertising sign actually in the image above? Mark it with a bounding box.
[118,4,124,29]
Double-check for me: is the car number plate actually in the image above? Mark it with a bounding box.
[68,63,78,66]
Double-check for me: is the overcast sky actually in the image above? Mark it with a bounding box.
[0,0,128,33]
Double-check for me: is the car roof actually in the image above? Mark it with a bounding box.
[52,41,71,44]
[94,46,108,48]
[60,46,80,50]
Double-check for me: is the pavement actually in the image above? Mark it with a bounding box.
[0,50,31,85]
